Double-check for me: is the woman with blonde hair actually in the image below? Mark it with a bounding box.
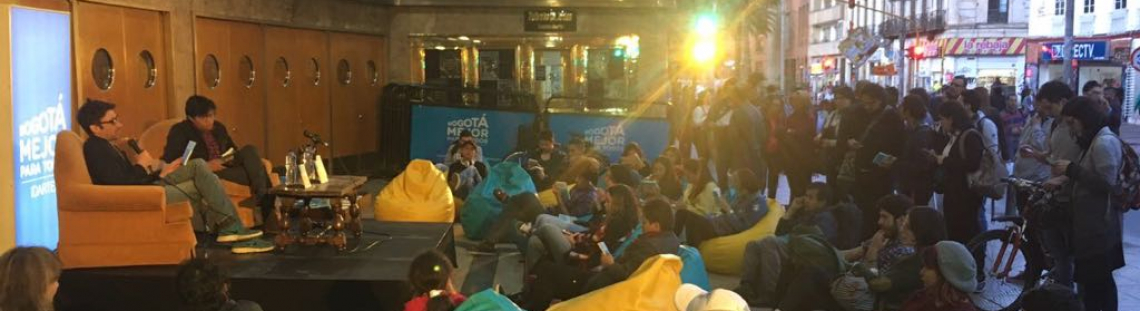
[0,246,62,311]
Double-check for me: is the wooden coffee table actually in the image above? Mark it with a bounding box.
[269,175,368,251]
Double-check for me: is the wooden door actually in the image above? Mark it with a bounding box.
[328,32,384,158]
[265,26,329,162]
[194,18,266,154]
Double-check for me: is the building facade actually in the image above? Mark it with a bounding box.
[808,0,849,94]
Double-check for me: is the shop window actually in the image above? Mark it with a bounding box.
[92,48,114,91]
[1055,0,1065,15]
[337,59,352,85]
[203,54,220,89]
[1084,0,1095,13]
[988,0,1009,23]
[140,50,156,89]
[239,56,255,89]
[274,57,291,87]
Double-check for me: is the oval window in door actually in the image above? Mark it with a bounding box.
[367,60,379,86]
[92,48,114,91]
[239,55,255,89]
[140,50,157,89]
[310,58,321,86]
[203,54,221,89]
[274,57,291,87]
[337,59,352,85]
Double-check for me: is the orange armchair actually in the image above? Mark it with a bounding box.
[139,119,279,227]
[54,131,197,269]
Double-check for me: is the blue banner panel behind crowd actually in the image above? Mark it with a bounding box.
[548,114,670,164]
[11,7,72,248]
[409,105,535,164]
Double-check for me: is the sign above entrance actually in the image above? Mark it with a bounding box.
[941,38,1026,56]
[1042,41,1109,61]
[525,9,577,32]
[1131,47,1140,72]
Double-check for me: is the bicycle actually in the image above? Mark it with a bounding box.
[967,177,1055,311]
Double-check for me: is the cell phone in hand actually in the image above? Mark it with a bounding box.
[597,241,610,256]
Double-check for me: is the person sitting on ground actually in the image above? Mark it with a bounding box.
[604,164,642,189]
[620,142,651,176]
[673,168,769,247]
[680,159,725,217]
[734,182,837,306]
[518,188,653,311]
[0,247,61,311]
[528,131,566,190]
[646,157,683,201]
[445,130,484,166]
[583,197,681,291]
[1020,283,1084,311]
[77,99,272,254]
[475,191,547,253]
[164,95,276,224]
[447,140,488,200]
[405,250,465,311]
[899,241,978,311]
[866,206,948,311]
[841,194,917,274]
[175,258,264,311]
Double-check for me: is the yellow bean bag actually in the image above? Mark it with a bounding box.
[698,200,785,274]
[374,159,455,223]
[548,254,683,311]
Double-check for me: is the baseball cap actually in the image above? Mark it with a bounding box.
[674,284,750,311]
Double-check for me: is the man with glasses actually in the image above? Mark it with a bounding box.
[77,99,273,254]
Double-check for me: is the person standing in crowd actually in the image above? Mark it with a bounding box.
[962,89,1001,157]
[1001,94,1028,163]
[818,86,855,194]
[445,129,484,166]
[176,258,264,311]
[929,76,966,117]
[885,86,901,106]
[990,80,1007,112]
[708,83,737,189]
[728,83,769,191]
[404,250,465,311]
[1047,96,1124,311]
[848,81,905,240]
[1104,86,1123,135]
[763,93,788,199]
[1082,80,1104,104]
[164,95,277,225]
[77,99,272,254]
[1020,87,1035,115]
[0,247,61,311]
[867,206,948,311]
[899,241,979,311]
[647,157,683,201]
[784,92,817,198]
[835,85,871,200]
[673,168,768,247]
[733,182,838,306]
[1012,92,1055,208]
[895,94,938,206]
[528,130,566,190]
[687,90,711,161]
[1019,80,1079,287]
[930,101,986,270]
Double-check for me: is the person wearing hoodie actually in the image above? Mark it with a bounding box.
[899,241,978,311]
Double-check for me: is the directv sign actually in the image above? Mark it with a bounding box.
[1042,41,1109,61]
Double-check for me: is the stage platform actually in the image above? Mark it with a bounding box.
[56,221,456,311]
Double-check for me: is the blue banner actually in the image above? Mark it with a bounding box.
[548,114,670,164]
[409,105,535,164]
[11,7,72,249]
[1043,41,1109,61]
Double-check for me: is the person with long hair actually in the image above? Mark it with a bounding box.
[673,168,769,247]
[620,142,650,176]
[405,250,465,311]
[680,159,724,217]
[175,258,263,311]
[0,247,61,311]
[647,157,683,201]
[896,94,938,206]
[900,241,978,311]
[783,92,817,198]
[930,101,986,257]
[1047,96,1124,311]
[524,184,641,270]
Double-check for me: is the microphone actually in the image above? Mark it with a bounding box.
[127,139,144,154]
[303,130,330,147]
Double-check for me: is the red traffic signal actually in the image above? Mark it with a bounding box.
[905,46,925,60]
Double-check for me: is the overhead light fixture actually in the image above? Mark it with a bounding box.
[435,45,446,50]
[458,36,470,41]
[473,40,482,44]
[447,37,458,41]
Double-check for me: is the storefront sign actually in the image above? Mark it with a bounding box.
[525,9,577,32]
[871,63,897,76]
[11,7,71,248]
[941,38,1026,56]
[409,105,535,164]
[1042,41,1109,61]
[1131,47,1140,72]
[547,114,670,164]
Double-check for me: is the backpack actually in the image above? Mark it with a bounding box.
[976,114,1009,162]
[1113,138,1140,213]
[959,129,1008,199]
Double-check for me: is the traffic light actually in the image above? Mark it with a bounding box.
[688,13,719,64]
[904,46,925,60]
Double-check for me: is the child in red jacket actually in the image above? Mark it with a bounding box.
[404,250,466,311]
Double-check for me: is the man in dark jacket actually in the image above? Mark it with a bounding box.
[163,96,274,223]
[728,85,768,189]
[848,82,905,240]
[585,198,681,291]
[77,99,272,254]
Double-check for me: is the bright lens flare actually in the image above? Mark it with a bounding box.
[691,40,716,63]
[695,15,718,36]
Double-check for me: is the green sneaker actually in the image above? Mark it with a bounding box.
[231,239,275,254]
[216,226,263,243]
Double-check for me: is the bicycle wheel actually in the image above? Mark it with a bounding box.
[967,229,1035,311]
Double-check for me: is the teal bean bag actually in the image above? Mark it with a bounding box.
[678,245,711,291]
[455,289,527,311]
[459,162,537,240]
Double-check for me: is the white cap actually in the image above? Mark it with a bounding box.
[674,284,750,311]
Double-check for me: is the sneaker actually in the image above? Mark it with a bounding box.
[217,226,263,243]
[231,239,275,254]
[469,241,497,255]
